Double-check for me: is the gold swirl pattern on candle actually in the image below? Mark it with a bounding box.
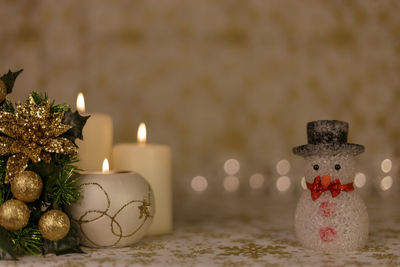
[72,182,153,247]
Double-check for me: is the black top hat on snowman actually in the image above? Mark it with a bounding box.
[293,120,364,157]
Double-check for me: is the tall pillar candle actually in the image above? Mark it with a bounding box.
[76,93,113,171]
[112,123,172,235]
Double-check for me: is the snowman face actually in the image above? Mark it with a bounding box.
[304,154,355,184]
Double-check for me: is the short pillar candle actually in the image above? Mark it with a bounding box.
[112,123,172,235]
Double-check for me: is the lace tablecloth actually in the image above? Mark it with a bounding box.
[2,196,400,266]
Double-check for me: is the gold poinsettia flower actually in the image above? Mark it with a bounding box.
[0,94,77,183]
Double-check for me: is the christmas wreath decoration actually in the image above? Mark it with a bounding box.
[0,70,89,259]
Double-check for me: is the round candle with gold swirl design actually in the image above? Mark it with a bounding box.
[69,171,154,248]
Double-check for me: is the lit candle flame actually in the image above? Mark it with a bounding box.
[102,158,110,173]
[76,92,85,114]
[137,122,147,145]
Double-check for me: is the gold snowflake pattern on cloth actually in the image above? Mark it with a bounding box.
[218,243,289,259]
[0,94,77,183]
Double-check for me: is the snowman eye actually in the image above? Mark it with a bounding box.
[313,164,319,171]
[335,164,341,170]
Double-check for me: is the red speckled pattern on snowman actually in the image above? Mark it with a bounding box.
[319,202,335,217]
[320,227,336,242]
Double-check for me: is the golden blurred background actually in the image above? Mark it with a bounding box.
[1,0,399,214]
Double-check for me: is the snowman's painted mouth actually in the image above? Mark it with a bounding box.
[306,175,354,201]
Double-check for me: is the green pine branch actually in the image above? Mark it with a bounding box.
[31,91,70,113]
[31,91,47,105]
[48,169,81,208]
[8,227,42,255]
[0,100,14,113]
[48,154,82,209]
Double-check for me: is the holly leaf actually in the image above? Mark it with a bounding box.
[0,69,23,94]
[42,221,84,256]
[61,110,90,145]
[0,227,17,260]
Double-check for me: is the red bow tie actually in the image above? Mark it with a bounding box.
[306,176,354,201]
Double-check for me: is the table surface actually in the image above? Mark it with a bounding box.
[1,195,400,267]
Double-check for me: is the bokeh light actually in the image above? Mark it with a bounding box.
[380,176,393,191]
[381,159,392,173]
[224,176,240,192]
[191,176,208,192]
[354,172,366,188]
[224,159,240,175]
[276,176,291,192]
[276,159,291,175]
[249,173,265,189]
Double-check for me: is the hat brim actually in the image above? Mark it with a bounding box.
[293,143,365,157]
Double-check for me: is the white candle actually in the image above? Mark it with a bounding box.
[76,93,113,171]
[112,123,172,235]
[69,158,155,247]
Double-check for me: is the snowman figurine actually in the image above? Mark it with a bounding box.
[293,120,368,252]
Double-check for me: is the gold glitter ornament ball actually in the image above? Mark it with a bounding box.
[0,199,30,231]
[11,171,43,202]
[39,210,70,241]
[0,80,7,102]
